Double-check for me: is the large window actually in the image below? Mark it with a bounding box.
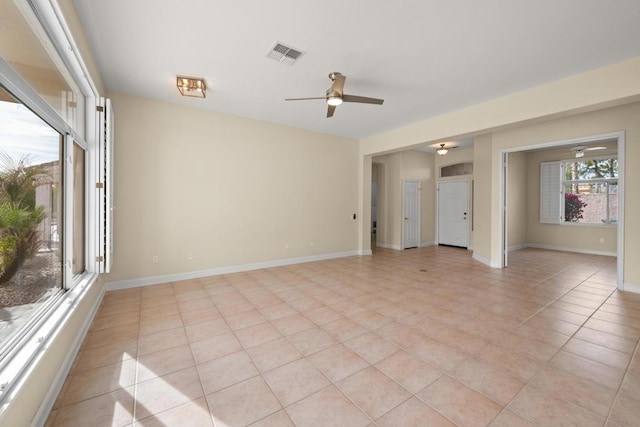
[0,87,63,346]
[563,158,618,224]
[540,157,618,225]
[0,0,92,363]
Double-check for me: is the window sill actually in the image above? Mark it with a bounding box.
[561,222,617,228]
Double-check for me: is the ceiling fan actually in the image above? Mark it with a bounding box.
[285,72,384,118]
[570,145,608,158]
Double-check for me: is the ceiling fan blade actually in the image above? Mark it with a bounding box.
[327,104,336,118]
[342,94,384,105]
[331,73,346,96]
[284,97,326,101]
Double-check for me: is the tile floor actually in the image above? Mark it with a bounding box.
[46,246,640,426]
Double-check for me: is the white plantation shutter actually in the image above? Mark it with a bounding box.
[540,161,563,224]
[97,97,114,273]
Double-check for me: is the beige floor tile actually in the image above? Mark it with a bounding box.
[349,309,392,330]
[247,337,303,372]
[308,344,369,382]
[53,387,134,427]
[417,375,502,427]
[248,409,295,427]
[477,344,541,382]
[139,301,179,321]
[405,335,468,371]
[488,410,535,427]
[264,358,330,406]
[73,338,137,373]
[321,317,368,342]
[574,326,638,353]
[83,324,139,350]
[563,337,632,369]
[224,308,266,331]
[609,393,640,426]
[137,327,188,356]
[134,367,204,420]
[235,322,282,348]
[549,350,625,390]
[288,327,339,355]
[376,397,455,427]
[259,302,297,320]
[189,331,242,365]
[196,350,259,394]
[285,385,370,427]
[508,385,604,426]
[344,332,399,364]
[136,344,194,383]
[48,248,627,426]
[375,351,443,393]
[337,366,411,419]
[62,359,137,406]
[304,306,343,325]
[271,313,316,336]
[449,358,525,406]
[184,318,229,343]
[180,306,221,326]
[135,398,213,427]
[207,376,281,426]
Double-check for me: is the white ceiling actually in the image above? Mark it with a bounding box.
[72,0,640,141]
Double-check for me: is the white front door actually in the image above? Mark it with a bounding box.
[438,180,469,248]
[403,180,420,249]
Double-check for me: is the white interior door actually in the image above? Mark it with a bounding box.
[403,180,420,249]
[438,180,469,248]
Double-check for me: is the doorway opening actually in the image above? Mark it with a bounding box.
[499,132,624,289]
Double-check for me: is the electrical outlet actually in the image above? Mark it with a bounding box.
[310,241,314,247]
[187,252,194,259]
[152,255,159,264]
[599,238,605,244]
[285,243,290,249]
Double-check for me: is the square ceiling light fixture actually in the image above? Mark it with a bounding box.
[176,76,206,98]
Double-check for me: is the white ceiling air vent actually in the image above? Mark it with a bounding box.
[266,42,305,65]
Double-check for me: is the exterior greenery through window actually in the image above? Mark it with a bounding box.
[563,158,618,224]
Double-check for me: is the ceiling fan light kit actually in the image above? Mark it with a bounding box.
[285,72,384,118]
[436,144,449,156]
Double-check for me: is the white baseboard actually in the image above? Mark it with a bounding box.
[375,242,401,250]
[526,243,616,257]
[472,252,502,268]
[31,284,105,427]
[359,249,373,256]
[420,241,436,248]
[508,243,528,252]
[106,250,361,291]
[622,282,640,294]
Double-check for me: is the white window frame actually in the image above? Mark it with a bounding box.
[540,157,618,226]
[0,0,107,413]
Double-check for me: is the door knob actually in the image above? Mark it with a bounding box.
[404,217,409,220]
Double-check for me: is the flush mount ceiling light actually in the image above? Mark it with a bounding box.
[436,143,449,156]
[176,76,206,98]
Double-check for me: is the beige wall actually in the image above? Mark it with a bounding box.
[525,147,617,254]
[106,92,360,283]
[471,134,495,265]
[372,150,435,249]
[507,151,528,249]
[361,56,640,156]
